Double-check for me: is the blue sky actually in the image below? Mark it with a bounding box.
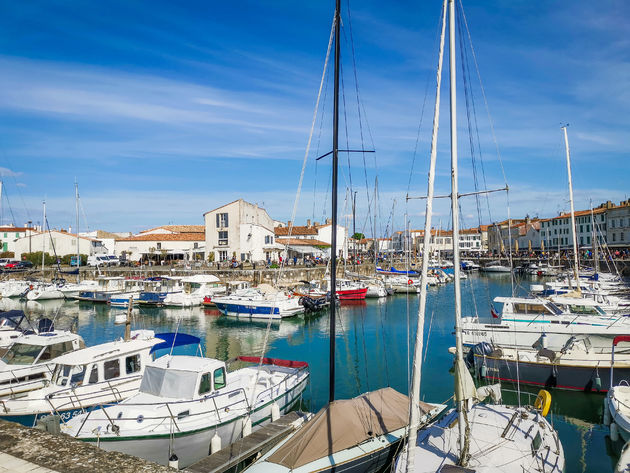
[0,0,627,235]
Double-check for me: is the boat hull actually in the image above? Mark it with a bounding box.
[79,377,308,468]
[472,353,625,392]
[336,288,368,301]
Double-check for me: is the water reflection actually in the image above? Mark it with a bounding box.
[0,273,619,472]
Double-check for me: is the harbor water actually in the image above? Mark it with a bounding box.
[2,273,619,473]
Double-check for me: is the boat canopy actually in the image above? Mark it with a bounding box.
[267,387,430,469]
[150,333,201,354]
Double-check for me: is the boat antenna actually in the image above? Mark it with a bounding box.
[405,0,447,470]
[329,0,341,404]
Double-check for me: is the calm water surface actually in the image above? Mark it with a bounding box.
[4,273,620,473]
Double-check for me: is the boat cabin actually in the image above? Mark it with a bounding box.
[49,335,161,390]
[1,332,84,367]
[138,355,227,400]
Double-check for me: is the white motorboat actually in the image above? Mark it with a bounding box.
[479,261,512,273]
[0,330,162,427]
[605,335,630,444]
[163,274,225,307]
[365,279,388,298]
[62,354,309,468]
[0,329,84,397]
[212,285,304,319]
[58,279,99,299]
[26,282,65,301]
[461,296,630,353]
[0,280,32,298]
[0,311,33,349]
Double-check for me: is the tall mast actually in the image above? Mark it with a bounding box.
[591,204,599,274]
[329,0,341,404]
[405,1,447,469]
[373,177,378,273]
[447,0,469,464]
[75,180,80,283]
[42,200,46,272]
[562,126,580,291]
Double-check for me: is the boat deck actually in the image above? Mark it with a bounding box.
[185,411,310,473]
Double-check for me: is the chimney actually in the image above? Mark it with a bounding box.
[314,221,320,227]
[287,220,292,229]
[326,218,331,225]
[307,219,311,227]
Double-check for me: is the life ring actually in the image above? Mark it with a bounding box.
[534,389,552,416]
[29,285,33,290]
[407,279,413,285]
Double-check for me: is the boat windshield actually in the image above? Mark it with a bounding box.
[52,364,87,387]
[139,366,198,399]
[1,343,44,365]
[567,304,605,316]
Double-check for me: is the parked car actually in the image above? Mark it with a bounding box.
[87,255,119,267]
[4,261,22,270]
[17,261,33,269]
[0,258,12,267]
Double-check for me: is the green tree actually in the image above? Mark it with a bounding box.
[352,233,365,240]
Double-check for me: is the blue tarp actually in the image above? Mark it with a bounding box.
[150,332,201,354]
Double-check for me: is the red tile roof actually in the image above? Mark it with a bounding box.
[276,238,330,247]
[116,233,204,242]
[139,225,205,234]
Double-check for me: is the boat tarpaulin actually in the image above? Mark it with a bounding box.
[237,356,308,369]
[267,387,430,469]
[150,332,201,353]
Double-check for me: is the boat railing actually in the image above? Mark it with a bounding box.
[72,374,308,438]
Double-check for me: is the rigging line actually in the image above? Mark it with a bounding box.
[458,0,508,186]
[405,6,444,198]
[2,185,17,226]
[339,63,354,194]
[344,0,373,228]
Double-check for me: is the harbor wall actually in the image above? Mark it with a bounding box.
[0,419,173,473]
[2,257,629,282]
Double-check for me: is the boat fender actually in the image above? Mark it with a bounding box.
[168,453,179,469]
[271,402,280,422]
[210,432,222,454]
[604,399,611,426]
[407,279,413,285]
[534,389,552,417]
[611,421,620,442]
[480,364,487,379]
[243,415,252,437]
[595,375,602,392]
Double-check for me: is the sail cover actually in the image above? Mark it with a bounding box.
[267,387,431,469]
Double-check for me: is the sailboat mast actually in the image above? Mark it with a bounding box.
[562,126,580,291]
[591,205,599,274]
[42,200,46,272]
[329,0,341,404]
[75,181,80,283]
[373,177,378,273]
[447,0,469,464]
[405,1,447,470]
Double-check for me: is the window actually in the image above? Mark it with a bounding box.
[613,233,617,242]
[104,359,120,380]
[580,225,583,233]
[580,237,583,245]
[40,342,73,361]
[218,250,228,262]
[214,368,226,389]
[193,242,198,249]
[125,354,141,374]
[240,253,246,262]
[199,373,212,395]
[88,365,99,384]
[15,232,19,238]
[587,236,591,244]
[612,220,616,228]
[622,232,625,242]
[218,231,228,245]
[157,242,162,250]
[264,235,273,244]
[216,213,229,228]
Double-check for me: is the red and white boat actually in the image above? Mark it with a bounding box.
[321,278,367,300]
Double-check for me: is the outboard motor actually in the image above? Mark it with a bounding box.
[465,341,494,369]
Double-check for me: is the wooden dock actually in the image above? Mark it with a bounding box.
[184,411,310,473]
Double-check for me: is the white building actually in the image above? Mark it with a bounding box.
[204,200,281,263]
[0,226,36,254]
[606,200,630,248]
[540,205,607,250]
[115,225,205,262]
[14,230,105,260]
[274,219,348,258]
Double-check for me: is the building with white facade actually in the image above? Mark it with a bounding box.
[0,226,36,254]
[274,219,347,258]
[606,200,630,248]
[204,200,281,263]
[14,230,105,260]
[115,225,205,263]
[540,205,607,250]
